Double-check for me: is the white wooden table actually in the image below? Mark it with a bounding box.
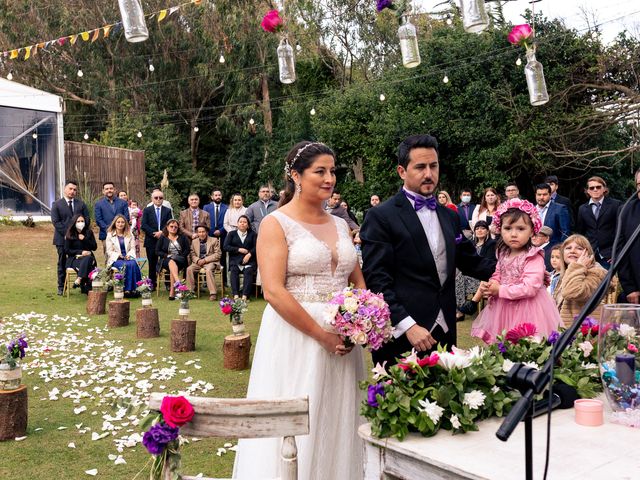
[359,406,640,479]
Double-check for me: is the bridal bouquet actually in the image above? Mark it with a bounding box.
[327,286,393,351]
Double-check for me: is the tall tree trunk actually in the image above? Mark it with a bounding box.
[258,45,273,135]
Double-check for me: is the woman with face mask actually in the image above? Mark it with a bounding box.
[64,213,98,294]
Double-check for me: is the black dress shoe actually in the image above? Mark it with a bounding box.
[168,296,176,301]
[72,282,80,289]
[57,287,64,296]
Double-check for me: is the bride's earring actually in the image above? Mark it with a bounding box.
[296,183,302,196]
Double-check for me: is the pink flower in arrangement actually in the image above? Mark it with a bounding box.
[505,322,538,344]
[507,24,533,47]
[261,10,283,33]
[221,305,232,315]
[628,344,639,354]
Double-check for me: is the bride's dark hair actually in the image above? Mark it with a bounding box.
[279,141,335,207]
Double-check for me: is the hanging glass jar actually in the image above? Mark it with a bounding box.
[118,0,149,43]
[0,359,22,391]
[524,47,549,106]
[398,15,421,69]
[460,0,490,34]
[179,299,190,318]
[277,37,296,84]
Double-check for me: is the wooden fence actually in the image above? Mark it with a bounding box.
[64,141,146,204]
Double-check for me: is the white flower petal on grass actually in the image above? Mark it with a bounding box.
[14,436,27,441]
[108,454,117,461]
[216,447,227,456]
[223,442,233,448]
[85,469,98,476]
[34,428,43,432]
[91,432,109,441]
[114,456,126,465]
[463,390,486,410]
[74,406,87,415]
[68,442,76,448]
[450,415,461,429]
[57,426,67,430]
[418,398,444,424]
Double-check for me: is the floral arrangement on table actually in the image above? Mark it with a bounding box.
[136,277,154,295]
[361,322,602,440]
[219,297,248,320]
[3,333,28,369]
[88,267,109,287]
[140,395,195,480]
[107,266,126,289]
[174,280,195,302]
[327,286,393,351]
[599,321,640,412]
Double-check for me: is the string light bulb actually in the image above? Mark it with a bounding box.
[219,54,225,64]
[443,74,449,84]
[296,42,302,52]
[193,126,199,132]
[6,70,13,81]
[83,132,89,140]
[310,108,316,116]
[77,67,84,78]
[136,131,143,138]
[148,58,155,72]
[516,57,522,66]
[249,118,255,125]
[379,93,386,101]
[32,132,38,139]
[446,16,452,25]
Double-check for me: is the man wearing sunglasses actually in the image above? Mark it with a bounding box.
[141,189,174,289]
[576,176,621,269]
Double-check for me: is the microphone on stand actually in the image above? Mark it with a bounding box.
[531,383,579,418]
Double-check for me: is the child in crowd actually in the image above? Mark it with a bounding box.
[548,244,562,295]
[128,200,142,258]
[470,198,562,344]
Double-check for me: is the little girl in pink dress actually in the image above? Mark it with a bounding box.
[471,198,562,344]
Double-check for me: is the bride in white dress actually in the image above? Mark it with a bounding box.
[233,141,365,479]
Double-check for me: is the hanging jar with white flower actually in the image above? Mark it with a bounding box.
[507,24,549,106]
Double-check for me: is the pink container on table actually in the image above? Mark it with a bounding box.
[574,399,604,426]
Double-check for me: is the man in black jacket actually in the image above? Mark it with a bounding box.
[360,134,496,366]
[51,180,90,295]
[618,169,640,303]
[141,188,173,289]
[576,176,621,269]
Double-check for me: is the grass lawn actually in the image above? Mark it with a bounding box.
[0,223,479,479]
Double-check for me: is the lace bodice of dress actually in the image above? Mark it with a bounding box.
[496,246,543,285]
[271,210,357,302]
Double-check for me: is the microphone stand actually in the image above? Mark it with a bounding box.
[495,197,640,480]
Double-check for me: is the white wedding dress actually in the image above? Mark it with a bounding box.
[233,210,365,480]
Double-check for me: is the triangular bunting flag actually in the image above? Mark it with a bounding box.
[24,46,32,60]
[70,35,78,45]
[37,42,45,49]
[169,6,179,15]
[91,29,100,42]
[103,25,113,38]
[57,37,66,46]
[81,31,90,41]
[158,10,168,22]
[31,45,38,56]
[194,0,203,5]
[10,49,18,59]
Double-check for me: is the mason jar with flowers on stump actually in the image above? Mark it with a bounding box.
[0,334,27,391]
[219,297,248,335]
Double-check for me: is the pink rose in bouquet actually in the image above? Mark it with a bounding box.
[327,286,393,351]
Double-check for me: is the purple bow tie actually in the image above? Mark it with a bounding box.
[404,191,437,211]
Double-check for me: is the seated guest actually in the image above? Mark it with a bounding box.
[128,200,142,258]
[186,225,222,301]
[553,234,607,327]
[64,213,97,294]
[105,214,142,297]
[156,219,190,300]
[224,215,257,301]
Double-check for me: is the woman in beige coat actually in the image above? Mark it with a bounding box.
[553,234,607,327]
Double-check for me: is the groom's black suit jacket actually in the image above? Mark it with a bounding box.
[360,191,496,365]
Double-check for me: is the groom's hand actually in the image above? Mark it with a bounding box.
[406,325,436,352]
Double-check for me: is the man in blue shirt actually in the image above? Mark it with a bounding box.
[95,182,130,255]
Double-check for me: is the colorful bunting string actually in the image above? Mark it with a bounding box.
[1,0,202,62]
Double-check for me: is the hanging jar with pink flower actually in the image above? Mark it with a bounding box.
[508,24,549,106]
[261,9,296,84]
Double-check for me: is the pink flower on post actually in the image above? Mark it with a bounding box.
[507,24,533,47]
[261,10,283,33]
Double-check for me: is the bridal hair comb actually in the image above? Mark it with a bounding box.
[284,142,322,178]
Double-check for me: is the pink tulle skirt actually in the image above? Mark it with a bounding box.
[471,288,562,344]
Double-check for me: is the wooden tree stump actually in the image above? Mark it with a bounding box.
[136,308,160,338]
[86,290,107,315]
[108,300,130,328]
[0,385,28,441]
[171,319,196,352]
[223,333,251,370]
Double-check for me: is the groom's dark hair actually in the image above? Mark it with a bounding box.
[397,134,439,168]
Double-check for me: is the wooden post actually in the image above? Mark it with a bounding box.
[170,319,196,352]
[86,290,108,315]
[223,333,251,370]
[0,385,28,441]
[136,308,160,338]
[108,300,130,328]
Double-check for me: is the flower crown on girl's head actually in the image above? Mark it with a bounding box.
[492,198,542,234]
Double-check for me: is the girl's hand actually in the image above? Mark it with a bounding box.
[576,250,593,267]
[481,280,500,298]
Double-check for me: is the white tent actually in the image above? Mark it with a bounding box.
[0,78,64,219]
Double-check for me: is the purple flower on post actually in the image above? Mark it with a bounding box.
[548,331,560,345]
[142,422,179,455]
[114,273,124,281]
[367,383,386,407]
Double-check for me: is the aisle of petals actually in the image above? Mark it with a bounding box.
[0,312,235,475]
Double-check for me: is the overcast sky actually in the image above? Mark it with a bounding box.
[416,0,640,43]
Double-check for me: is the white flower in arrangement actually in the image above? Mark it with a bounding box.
[502,359,515,373]
[523,361,539,370]
[403,349,420,367]
[352,331,368,345]
[618,324,636,339]
[450,414,461,429]
[463,390,486,410]
[343,296,359,313]
[437,351,473,371]
[453,345,483,361]
[491,385,500,394]
[325,304,340,324]
[578,341,594,358]
[581,362,598,370]
[371,362,388,380]
[418,398,444,424]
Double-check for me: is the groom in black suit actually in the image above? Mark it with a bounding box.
[51,180,90,295]
[360,134,496,366]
